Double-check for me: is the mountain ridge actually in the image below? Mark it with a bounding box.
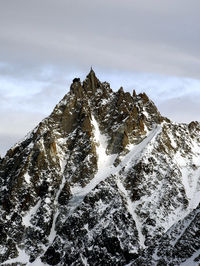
[0,70,200,265]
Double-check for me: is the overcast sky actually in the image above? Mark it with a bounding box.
[0,0,200,156]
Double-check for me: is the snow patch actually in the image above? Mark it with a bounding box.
[168,132,177,148]
[174,144,200,211]
[2,248,30,265]
[48,157,67,242]
[122,125,162,168]
[179,166,200,211]
[117,178,146,248]
[91,115,111,169]
[180,249,200,266]
[22,200,41,227]
[24,172,31,184]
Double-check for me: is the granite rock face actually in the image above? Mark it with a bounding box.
[0,70,200,265]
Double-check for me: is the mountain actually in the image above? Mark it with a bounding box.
[0,69,200,265]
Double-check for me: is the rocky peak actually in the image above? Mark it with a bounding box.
[66,70,165,155]
[70,68,101,98]
[132,89,136,97]
[70,77,83,98]
[188,120,200,132]
[85,67,99,91]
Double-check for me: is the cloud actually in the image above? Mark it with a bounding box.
[0,0,200,78]
[158,94,200,123]
[0,110,45,156]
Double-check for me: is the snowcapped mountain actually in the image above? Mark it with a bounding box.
[0,69,200,265]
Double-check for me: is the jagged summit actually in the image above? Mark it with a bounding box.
[0,72,200,265]
[70,69,100,97]
[56,71,164,155]
[87,66,96,78]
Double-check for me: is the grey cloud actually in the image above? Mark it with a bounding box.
[0,0,200,78]
[0,134,22,157]
[0,110,46,156]
[157,94,200,123]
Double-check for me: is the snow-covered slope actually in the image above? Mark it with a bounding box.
[0,70,200,265]
[131,202,200,265]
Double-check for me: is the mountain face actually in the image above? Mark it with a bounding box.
[0,69,200,265]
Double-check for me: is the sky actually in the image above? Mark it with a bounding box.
[0,0,200,156]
